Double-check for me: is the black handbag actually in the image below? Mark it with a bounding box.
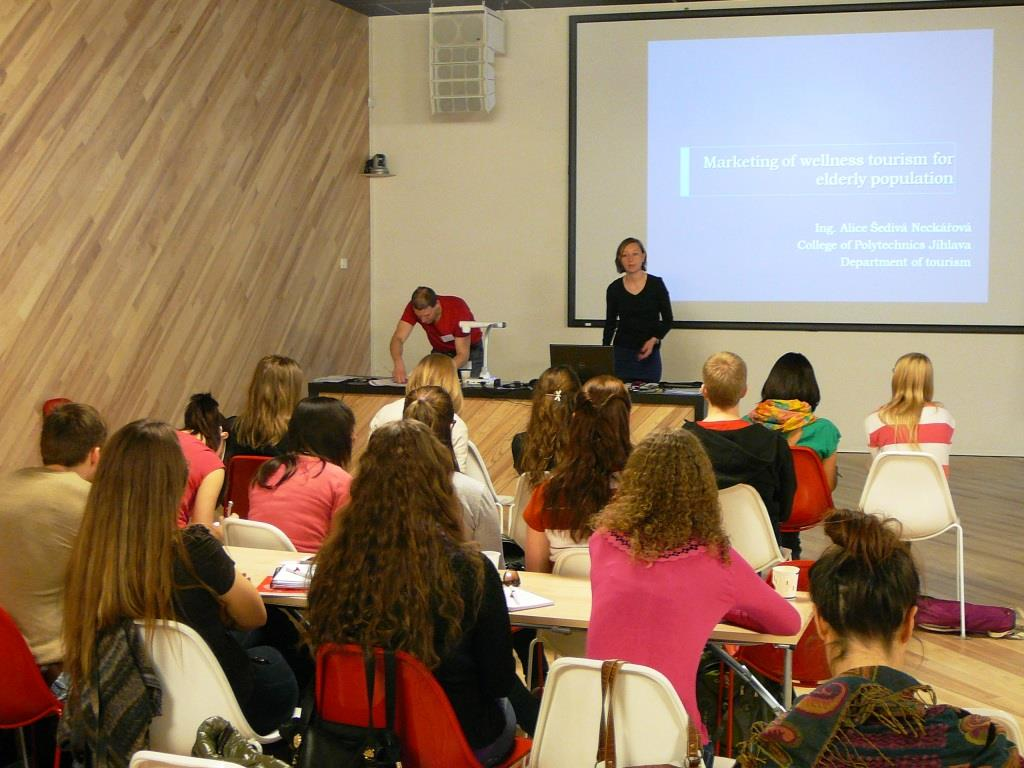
[290,648,402,768]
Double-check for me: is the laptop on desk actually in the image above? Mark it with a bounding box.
[549,344,616,384]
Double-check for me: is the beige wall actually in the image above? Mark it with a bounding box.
[368,2,1023,457]
[0,0,371,471]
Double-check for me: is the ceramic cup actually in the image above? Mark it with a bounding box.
[772,564,800,599]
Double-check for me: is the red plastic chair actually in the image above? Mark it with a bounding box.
[0,606,63,768]
[780,447,834,533]
[224,455,269,519]
[316,644,531,768]
[735,560,831,688]
[41,398,73,418]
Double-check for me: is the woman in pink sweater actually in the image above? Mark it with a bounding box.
[248,397,354,552]
[587,429,800,767]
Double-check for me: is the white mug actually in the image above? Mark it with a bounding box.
[772,564,800,599]
[482,550,502,570]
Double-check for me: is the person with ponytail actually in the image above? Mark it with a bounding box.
[177,393,227,531]
[588,429,800,768]
[523,375,631,572]
[247,397,355,552]
[865,352,955,475]
[511,365,581,483]
[403,386,502,553]
[738,509,1022,767]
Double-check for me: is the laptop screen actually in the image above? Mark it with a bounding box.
[549,344,616,384]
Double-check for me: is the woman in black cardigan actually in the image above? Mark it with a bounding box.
[603,237,673,382]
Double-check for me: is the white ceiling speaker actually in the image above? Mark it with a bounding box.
[429,6,506,114]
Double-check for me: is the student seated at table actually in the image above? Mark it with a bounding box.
[684,351,795,548]
[587,429,800,768]
[510,365,581,481]
[738,509,1022,767]
[248,397,355,552]
[865,351,955,476]
[369,353,471,472]
[403,386,502,553]
[225,354,305,462]
[0,403,106,678]
[62,420,298,746]
[306,421,538,765]
[183,392,229,458]
[746,352,841,490]
[177,393,228,532]
[523,375,631,573]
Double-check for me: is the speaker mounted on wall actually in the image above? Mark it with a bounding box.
[429,5,506,114]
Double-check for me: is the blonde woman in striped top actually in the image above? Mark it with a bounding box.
[864,352,955,475]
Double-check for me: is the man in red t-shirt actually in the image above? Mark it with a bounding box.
[389,286,483,382]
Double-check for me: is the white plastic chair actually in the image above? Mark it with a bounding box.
[964,707,1024,748]
[221,517,297,551]
[507,473,538,545]
[527,548,591,687]
[858,451,965,636]
[717,484,785,573]
[136,620,279,754]
[530,657,734,767]
[551,547,592,579]
[465,440,513,506]
[130,752,235,768]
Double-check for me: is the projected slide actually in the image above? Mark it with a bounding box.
[647,30,993,304]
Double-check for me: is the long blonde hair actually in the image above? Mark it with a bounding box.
[596,429,729,563]
[877,352,936,447]
[234,355,305,449]
[63,420,188,701]
[306,421,480,668]
[406,353,464,414]
[520,366,581,485]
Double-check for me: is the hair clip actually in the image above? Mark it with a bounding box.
[553,389,562,402]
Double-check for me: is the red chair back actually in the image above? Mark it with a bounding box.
[224,455,269,519]
[736,560,831,687]
[781,447,834,533]
[315,644,530,768]
[0,605,63,729]
[41,398,73,418]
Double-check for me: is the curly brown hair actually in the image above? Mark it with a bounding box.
[305,420,481,668]
[543,375,631,541]
[596,429,730,563]
[520,366,581,485]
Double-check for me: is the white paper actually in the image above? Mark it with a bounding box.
[504,586,554,612]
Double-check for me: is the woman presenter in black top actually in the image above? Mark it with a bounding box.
[603,237,673,382]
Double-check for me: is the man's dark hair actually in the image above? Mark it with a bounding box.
[411,286,438,309]
[41,403,107,467]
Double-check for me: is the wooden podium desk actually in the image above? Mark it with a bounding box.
[309,379,704,495]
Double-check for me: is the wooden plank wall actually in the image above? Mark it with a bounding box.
[0,0,370,471]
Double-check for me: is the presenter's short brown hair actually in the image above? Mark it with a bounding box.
[41,403,107,467]
[702,352,747,408]
[411,286,438,309]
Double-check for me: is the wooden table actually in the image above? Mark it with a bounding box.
[229,545,814,707]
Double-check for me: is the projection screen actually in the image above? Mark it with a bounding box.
[569,1,1024,332]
